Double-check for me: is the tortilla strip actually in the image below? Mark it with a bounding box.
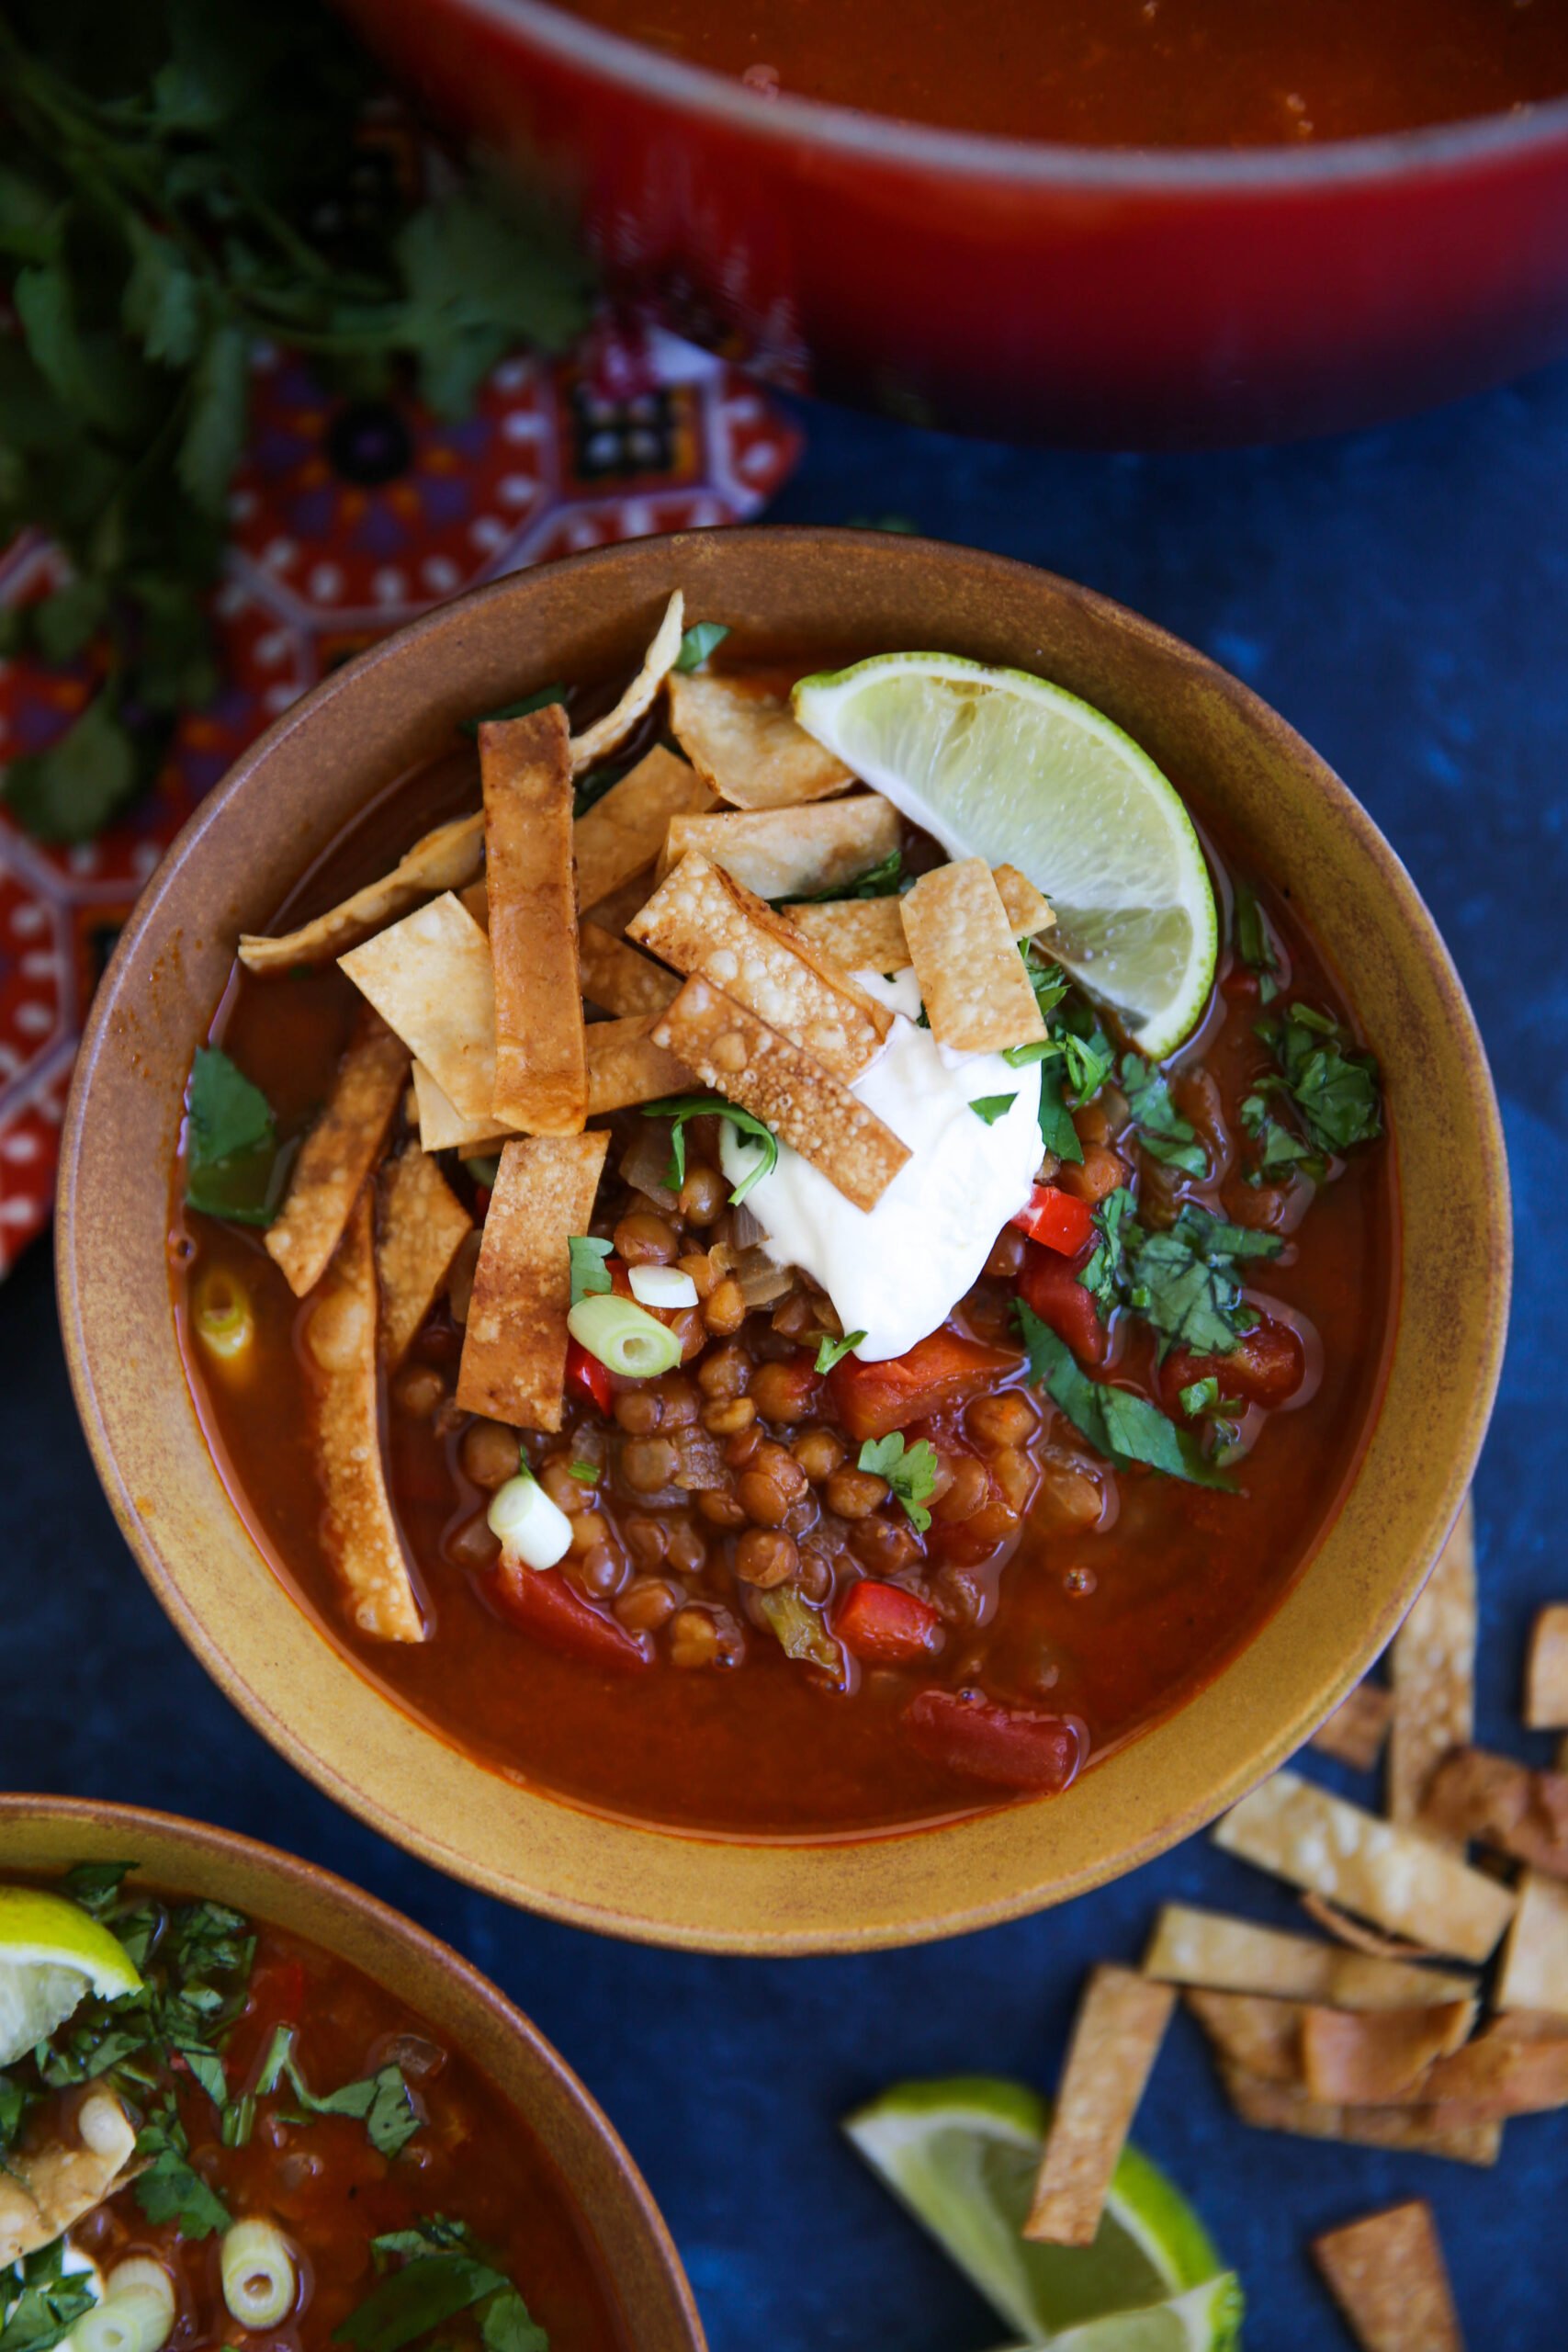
[340,892,497,1125]
[1388,1493,1475,1839]
[411,1060,513,1155]
[1023,1966,1174,2247]
[585,1015,693,1115]
[629,852,892,1081]
[567,589,684,775]
[573,745,712,913]
[580,922,681,1020]
[0,2091,139,2263]
[1421,1746,1568,1878]
[456,1131,609,1430]
[1312,2201,1465,2352]
[1185,1988,1301,2083]
[584,863,659,940]
[1143,1904,1477,2010]
[303,1192,424,1642]
[1412,2017,1568,2120]
[1300,1894,1437,1961]
[668,671,853,808]
[481,704,586,1135]
[1311,1679,1394,1772]
[377,1146,473,1367]
[1219,2061,1501,2166]
[659,796,900,899]
[1495,1871,1568,2016]
[651,976,910,1212]
[1302,1999,1478,2105]
[1212,1770,1516,1962]
[1525,1603,1568,1729]
[238,811,485,973]
[459,879,490,930]
[263,1011,409,1297]
[782,865,1051,971]
[899,859,1048,1052]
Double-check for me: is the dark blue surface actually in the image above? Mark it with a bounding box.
[7,367,1568,2349]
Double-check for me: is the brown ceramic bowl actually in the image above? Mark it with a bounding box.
[0,1794,703,2349]
[57,529,1509,1951]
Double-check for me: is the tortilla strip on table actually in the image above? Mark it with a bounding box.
[1024,1965,1174,2246]
[376,1146,473,1367]
[1311,1679,1395,1772]
[481,703,586,1135]
[586,1015,693,1114]
[1413,2015,1568,2118]
[572,745,711,913]
[651,975,910,1212]
[263,1011,409,1297]
[1142,1904,1477,2010]
[456,1131,609,1430]
[1495,1871,1568,2015]
[629,851,892,1080]
[303,1191,424,1643]
[658,796,900,899]
[899,858,1049,1052]
[668,671,854,808]
[1212,1769,1516,1962]
[1185,1988,1302,2083]
[239,812,485,973]
[0,2090,139,2263]
[411,1060,513,1155]
[567,589,684,775]
[340,892,496,1124]
[1218,2061,1501,2166]
[1525,1603,1568,1729]
[579,922,681,1020]
[1301,1998,1478,2105]
[1388,1493,1475,1838]
[1299,1894,1438,1961]
[1311,2201,1465,2352]
[1420,1746,1568,1877]
[781,865,1051,971]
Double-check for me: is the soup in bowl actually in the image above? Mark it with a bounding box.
[59,530,1507,1948]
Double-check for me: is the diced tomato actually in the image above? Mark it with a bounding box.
[1010,1182,1096,1257]
[492,1560,650,1671]
[1162,1314,1305,1415]
[836,1579,943,1665]
[828,1329,1022,1442]
[566,1337,613,1414]
[1018,1240,1109,1367]
[903,1689,1085,1792]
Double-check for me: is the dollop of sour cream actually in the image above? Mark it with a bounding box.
[720,972,1043,1362]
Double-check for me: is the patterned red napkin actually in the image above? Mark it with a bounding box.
[0,329,799,1271]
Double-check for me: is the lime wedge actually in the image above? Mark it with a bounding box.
[844,2076,1239,2348]
[0,1885,142,2067]
[793,654,1218,1059]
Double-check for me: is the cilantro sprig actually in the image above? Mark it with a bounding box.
[568,1234,613,1304]
[815,1330,865,1373]
[1244,1003,1383,1174]
[1074,1198,1281,1360]
[334,2219,547,2352]
[857,1433,939,1531]
[183,1046,284,1227]
[1003,954,1116,1166]
[643,1094,778,1206]
[1119,1053,1205,1176]
[1016,1303,1235,1490]
[0,2234,100,2352]
[135,2099,232,2238]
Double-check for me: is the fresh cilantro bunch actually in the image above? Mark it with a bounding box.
[0,0,593,842]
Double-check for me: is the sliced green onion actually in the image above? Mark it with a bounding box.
[627,1263,698,1310]
[220,2220,298,2331]
[487,1472,572,1570]
[192,1269,254,1364]
[567,1292,682,1379]
[76,2262,175,2352]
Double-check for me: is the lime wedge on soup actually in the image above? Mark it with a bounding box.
[0,1884,142,2066]
[793,653,1218,1059]
[844,2075,1239,2347]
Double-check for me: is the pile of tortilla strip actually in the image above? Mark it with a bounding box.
[231,591,1053,1645]
[1020,1497,1568,2349]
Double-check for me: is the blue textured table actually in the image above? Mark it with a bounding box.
[6,365,1567,2349]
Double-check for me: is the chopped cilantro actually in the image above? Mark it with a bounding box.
[857,1433,939,1532]
[1250,1004,1383,1167]
[1004,956,1114,1162]
[0,2235,98,2352]
[1120,1052,1205,1176]
[968,1093,1018,1125]
[753,1586,844,1678]
[1077,1187,1137,1317]
[1179,1374,1242,1419]
[1233,881,1280,1003]
[815,1330,865,1373]
[1019,946,1069,1024]
[568,1234,613,1304]
[228,2023,420,2157]
[672,621,730,673]
[458,684,568,741]
[61,1860,133,1917]
[1015,1304,1235,1490]
[134,2100,231,2238]
[778,846,906,907]
[642,1094,778,1205]
[1033,1056,1084,1165]
[184,1046,282,1227]
[1240,1092,1315,1178]
[339,2222,547,2352]
[0,2070,38,2158]
[1127,1207,1282,1361]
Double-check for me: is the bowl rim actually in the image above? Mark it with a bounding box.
[446,0,1568,190]
[0,1791,706,2350]
[56,526,1512,1952]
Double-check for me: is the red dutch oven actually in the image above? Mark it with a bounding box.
[337,0,1568,446]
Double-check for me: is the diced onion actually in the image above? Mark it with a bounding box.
[567,1292,682,1379]
[75,2262,175,2352]
[627,1264,699,1310]
[220,2220,298,2331]
[192,1270,254,1365]
[487,1472,572,1569]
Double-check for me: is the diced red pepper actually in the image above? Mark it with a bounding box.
[1018,1239,1109,1367]
[903,1688,1085,1792]
[492,1559,650,1671]
[835,1579,943,1665]
[829,1329,1022,1442]
[1161,1314,1305,1415]
[1010,1182,1096,1257]
[566,1337,613,1415]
